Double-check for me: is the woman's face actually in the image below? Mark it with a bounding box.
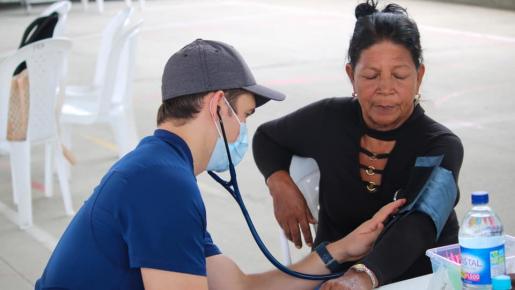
[346,41,425,131]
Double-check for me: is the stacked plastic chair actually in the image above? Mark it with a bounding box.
[0,38,73,229]
[82,0,145,13]
[0,1,71,157]
[40,1,73,199]
[40,1,72,37]
[60,7,141,159]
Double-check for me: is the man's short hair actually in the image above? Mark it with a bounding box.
[156,89,249,126]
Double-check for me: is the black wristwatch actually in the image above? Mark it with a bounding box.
[315,241,341,273]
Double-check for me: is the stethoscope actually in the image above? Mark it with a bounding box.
[207,107,344,280]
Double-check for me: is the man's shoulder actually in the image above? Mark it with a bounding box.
[110,162,197,195]
[114,136,192,178]
[96,138,197,202]
[93,163,201,221]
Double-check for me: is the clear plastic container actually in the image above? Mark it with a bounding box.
[426,235,515,290]
[492,275,512,290]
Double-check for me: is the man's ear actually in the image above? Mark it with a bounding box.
[208,90,226,120]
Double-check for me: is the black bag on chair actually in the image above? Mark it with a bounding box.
[13,12,59,75]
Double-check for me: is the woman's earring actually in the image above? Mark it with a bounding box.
[352,92,358,98]
[414,93,421,105]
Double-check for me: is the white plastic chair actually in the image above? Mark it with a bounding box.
[40,1,72,37]
[82,0,144,13]
[279,156,320,265]
[61,15,141,159]
[19,0,32,14]
[38,0,73,198]
[0,38,74,229]
[0,4,73,158]
[81,0,103,13]
[60,8,133,156]
[73,7,133,98]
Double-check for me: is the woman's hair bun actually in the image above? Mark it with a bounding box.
[355,0,378,19]
[382,3,408,15]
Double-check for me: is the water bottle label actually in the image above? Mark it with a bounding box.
[460,244,506,285]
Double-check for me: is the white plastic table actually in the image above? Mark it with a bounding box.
[377,274,432,290]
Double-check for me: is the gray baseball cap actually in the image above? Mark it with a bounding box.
[161,39,286,107]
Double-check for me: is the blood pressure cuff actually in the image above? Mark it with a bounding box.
[379,155,457,242]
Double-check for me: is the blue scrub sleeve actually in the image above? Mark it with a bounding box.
[204,231,221,258]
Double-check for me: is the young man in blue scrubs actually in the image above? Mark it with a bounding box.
[35,39,404,290]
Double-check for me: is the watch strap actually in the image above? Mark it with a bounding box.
[315,241,341,273]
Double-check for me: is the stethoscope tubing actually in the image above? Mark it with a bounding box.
[208,106,343,280]
[208,168,344,280]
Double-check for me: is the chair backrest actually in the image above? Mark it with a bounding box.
[93,7,133,88]
[0,38,72,143]
[40,1,72,103]
[97,20,142,115]
[40,1,72,37]
[289,156,320,221]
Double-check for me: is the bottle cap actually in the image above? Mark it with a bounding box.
[471,191,489,205]
[492,275,512,290]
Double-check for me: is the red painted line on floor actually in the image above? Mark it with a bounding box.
[434,84,500,107]
[0,159,9,170]
[265,77,319,86]
[32,181,44,192]
[263,75,343,86]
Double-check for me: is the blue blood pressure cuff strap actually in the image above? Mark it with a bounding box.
[380,155,457,241]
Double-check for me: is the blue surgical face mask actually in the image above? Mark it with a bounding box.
[207,98,249,172]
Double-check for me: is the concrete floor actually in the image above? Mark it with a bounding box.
[1,0,515,288]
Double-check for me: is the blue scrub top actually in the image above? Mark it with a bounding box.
[36,129,221,290]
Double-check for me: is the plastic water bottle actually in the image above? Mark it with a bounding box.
[459,191,506,289]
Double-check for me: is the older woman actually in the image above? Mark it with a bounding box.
[253,1,463,289]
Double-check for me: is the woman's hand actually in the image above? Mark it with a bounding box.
[267,171,317,249]
[320,270,373,290]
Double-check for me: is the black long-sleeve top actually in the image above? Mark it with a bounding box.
[253,97,464,285]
